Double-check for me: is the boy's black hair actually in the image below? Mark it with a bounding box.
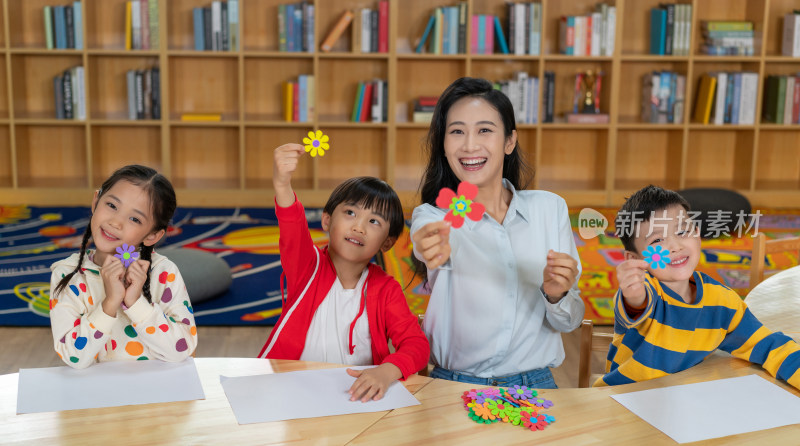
[53,165,177,302]
[615,184,691,253]
[323,176,404,241]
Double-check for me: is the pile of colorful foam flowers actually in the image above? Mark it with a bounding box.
[461,385,555,431]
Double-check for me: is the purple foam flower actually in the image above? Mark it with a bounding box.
[114,243,139,268]
[509,385,534,401]
[533,397,553,409]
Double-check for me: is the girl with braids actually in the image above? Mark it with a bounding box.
[410,78,583,388]
[49,165,197,369]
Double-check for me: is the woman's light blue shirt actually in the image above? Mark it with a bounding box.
[411,180,584,377]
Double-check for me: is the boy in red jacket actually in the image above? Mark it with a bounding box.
[259,143,430,402]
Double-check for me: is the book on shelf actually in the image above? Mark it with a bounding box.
[411,96,438,123]
[493,72,539,124]
[692,72,759,125]
[649,4,692,56]
[700,21,755,55]
[53,66,85,121]
[282,75,315,123]
[783,11,800,57]
[42,3,83,50]
[181,113,222,121]
[641,71,686,124]
[543,71,555,123]
[320,10,354,52]
[124,0,160,50]
[191,1,238,52]
[280,2,310,52]
[125,67,161,120]
[559,3,615,56]
[763,74,800,124]
[351,80,387,122]
[350,2,388,53]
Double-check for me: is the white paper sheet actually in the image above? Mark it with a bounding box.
[17,358,205,414]
[611,374,800,443]
[220,366,421,424]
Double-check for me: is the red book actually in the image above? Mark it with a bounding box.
[292,82,300,122]
[378,1,389,53]
[585,15,592,56]
[360,82,374,121]
[793,76,800,124]
[417,96,439,107]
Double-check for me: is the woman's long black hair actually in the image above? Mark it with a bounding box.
[53,165,177,303]
[413,77,534,283]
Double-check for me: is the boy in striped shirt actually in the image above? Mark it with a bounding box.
[595,185,800,389]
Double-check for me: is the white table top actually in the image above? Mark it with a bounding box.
[746,266,800,341]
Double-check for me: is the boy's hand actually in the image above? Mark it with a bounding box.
[273,143,306,207]
[100,255,125,317]
[541,250,579,302]
[411,221,451,270]
[617,259,651,308]
[122,259,150,308]
[346,363,402,402]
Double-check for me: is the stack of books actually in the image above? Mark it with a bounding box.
[124,0,159,50]
[558,3,616,56]
[649,4,693,55]
[411,97,437,123]
[700,21,755,56]
[43,2,82,50]
[283,75,315,123]
[494,72,539,124]
[782,11,800,57]
[692,72,759,125]
[192,0,239,51]
[126,67,160,120]
[351,80,388,123]
[351,1,389,53]
[415,2,467,54]
[53,66,85,120]
[278,2,314,53]
[641,71,686,124]
[763,74,800,124]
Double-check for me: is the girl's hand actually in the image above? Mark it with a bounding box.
[411,221,452,270]
[273,143,305,207]
[123,259,150,308]
[616,258,650,309]
[100,255,126,317]
[346,364,402,402]
[541,250,579,302]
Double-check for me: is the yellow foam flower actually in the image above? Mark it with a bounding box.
[302,130,330,157]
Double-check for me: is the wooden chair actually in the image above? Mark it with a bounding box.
[577,319,615,388]
[749,233,800,289]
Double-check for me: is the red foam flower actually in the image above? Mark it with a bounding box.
[435,181,485,228]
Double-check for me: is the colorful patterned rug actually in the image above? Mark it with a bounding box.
[382,208,800,325]
[2,205,799,327]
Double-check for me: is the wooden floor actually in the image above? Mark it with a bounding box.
[0,325,611,388]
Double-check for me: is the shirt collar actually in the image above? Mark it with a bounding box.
[464,179,529,229]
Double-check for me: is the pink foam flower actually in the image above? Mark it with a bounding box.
[435,181,485,228]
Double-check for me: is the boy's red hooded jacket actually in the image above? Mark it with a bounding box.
[258,197,430,379]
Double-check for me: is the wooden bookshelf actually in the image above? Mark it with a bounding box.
[0,0,798,209]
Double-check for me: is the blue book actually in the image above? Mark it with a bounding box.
[54,6,67,49]
[731,73,742,124]
[286,3,295,52]
[493,15,509,54]
[724,72,735,124]
[193,8,204,51]
[650,8,666,55]
[477,14,485,54]
[73,1,82,49]
[448,7,459,54]
[292,4,302,54]
[415,13,435,53]
[298,75,308,122]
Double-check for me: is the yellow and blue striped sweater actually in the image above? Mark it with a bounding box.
[595,271,800,390]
